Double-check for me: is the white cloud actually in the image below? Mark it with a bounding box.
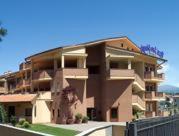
[158,63,170,73]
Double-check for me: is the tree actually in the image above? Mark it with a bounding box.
[0,22,7,41]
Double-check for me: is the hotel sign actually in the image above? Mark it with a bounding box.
[140,44,164,58]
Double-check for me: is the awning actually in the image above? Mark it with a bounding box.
[0,94,37,103]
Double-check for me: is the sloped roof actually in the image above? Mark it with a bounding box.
[25,36,140,60]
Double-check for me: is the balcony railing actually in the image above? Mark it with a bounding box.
[0,87,6,93]
[144,71,165,82]
[20,62,31,71]
[145,91,166,101]
[132,95,145,110]
[33,70,54,81]
[61,68,88,79]
[107,69,135,80]
[16,79,31,89]
[37,91,52,101]
[16,80,23,88]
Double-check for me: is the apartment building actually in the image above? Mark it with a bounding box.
[0,37,167,124]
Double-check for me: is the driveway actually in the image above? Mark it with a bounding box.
[46,121,126,132]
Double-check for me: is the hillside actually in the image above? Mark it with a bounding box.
[158,85,179,93]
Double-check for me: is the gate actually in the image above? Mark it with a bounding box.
[125,115,179,136]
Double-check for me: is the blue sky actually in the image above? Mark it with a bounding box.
[0,0,179,86]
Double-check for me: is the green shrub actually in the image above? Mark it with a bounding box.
[16,120,31,128]
[82,116,89,123]
[75,113,83,120]
[22,121,30,128]
[18,118,26,125]
[10,116,17,126]
[0,104,8,123]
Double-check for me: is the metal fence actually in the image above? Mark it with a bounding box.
[125,114,179,136]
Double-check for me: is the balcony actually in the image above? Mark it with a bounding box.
[0,87,6,94]
[132,95,145,111]
[33,70,53,82]
[144,71,165,82]
[61,68,88,79]
[20,62,31,71]
[16,80,23,89]
[24,79,31,86]
[37,91,52,101]
[145,111,156,118]
[145,91,166,101]
[133,74,145,92]
[107,69,135,80]
[16,79,31,90]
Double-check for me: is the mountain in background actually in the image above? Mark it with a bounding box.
[158,85,179,93]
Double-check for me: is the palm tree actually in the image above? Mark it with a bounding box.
[0,22,7,41]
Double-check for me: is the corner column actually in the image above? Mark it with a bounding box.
[31,61,34,92]
[61,55,64,68]
[128,59,131,69]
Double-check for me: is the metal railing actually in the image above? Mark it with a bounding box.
[125,114,179,136]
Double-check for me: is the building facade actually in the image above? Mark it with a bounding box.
[0,37,167,124]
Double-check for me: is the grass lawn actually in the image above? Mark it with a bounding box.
[27,124,78,136]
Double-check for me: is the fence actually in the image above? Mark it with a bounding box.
[125,114,179,136]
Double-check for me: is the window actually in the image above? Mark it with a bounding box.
[121,43,124,47]
[110,108,118,118]
[58,109,60,117]
[88,66,100,74]
[110,62,118,69]
[34,106,36,117]
[25,108,32,116]
[65,59,77,68]
[52,109,55,118]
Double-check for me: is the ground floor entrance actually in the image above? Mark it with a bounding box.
[87,108,97,121]
[8,106,15,121]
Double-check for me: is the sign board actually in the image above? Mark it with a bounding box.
[140,44,164,58]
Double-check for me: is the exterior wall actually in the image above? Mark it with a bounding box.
[86,126,112,136]
[86,45,133,122]
[86,75,100,108]
[4,102,32,123]
[86,45,103,120]
[51,73,87,124]
[63,79,87,116]
[102,80,133,122]
[32,100,51,124]
[76,125,126,136]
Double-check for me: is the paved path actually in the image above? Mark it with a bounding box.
[46,121,126,132]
